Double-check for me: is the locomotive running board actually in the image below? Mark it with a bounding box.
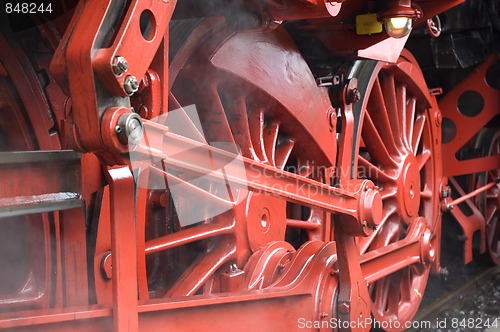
[0,150,83,217]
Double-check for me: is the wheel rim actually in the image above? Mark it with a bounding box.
[131,19,336,298]
[355,53,439,327]
[0,30,64,309]
[485,132,500,264]
[473,130,500,264]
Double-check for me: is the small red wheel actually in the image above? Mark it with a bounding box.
[426,16,442,38]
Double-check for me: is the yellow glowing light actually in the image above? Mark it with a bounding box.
[389,17,410,29]
[384,16,413,38]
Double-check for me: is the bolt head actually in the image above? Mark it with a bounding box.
[128,119,143,143]
[346,88,361,104]
[435,111,442,126]
[116,113,144,145]
[328,109,336,130]
[123,75,140,95]
[112,56,128,76]
[100,251,112,280]
[441,186,451,198]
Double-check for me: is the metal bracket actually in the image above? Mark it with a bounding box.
[104,166,138,332]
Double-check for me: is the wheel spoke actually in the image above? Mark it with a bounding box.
[367,78,399,155]
[387,274,401,315]
[485,204,498,225]
[417,149,431,171]
[275,137,295,170]
[248,107,268,162]
[362,111,396,166]
[373,277,391,315]
[412,115,426,154]
[264,121,280,167]
[404,97,417,151]
[380,187,398,200]
[396,83,410,150]
[225,94,258,160]
[358,206,397,254]
[488,217,500,252]
[420,185,433,199]
[370,217,400,249]
[358,155,396,183]
[380,75,403,151]
[399,268,412,303]
[202,84,236,145]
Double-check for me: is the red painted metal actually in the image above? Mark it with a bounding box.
[353,51,442,329]
[439,54,500,265]
[444,177,486,264]
[1,0,498,331]
[304,0,463,60]
[440,55,500,177]
[93,1,176,97]
[470,130,500,264]
[134,124,379,223]
[104,166,138,331]
[482,132,500,264]
[51,0,175,160]
[446,181,498,209]
[268,0,342,20]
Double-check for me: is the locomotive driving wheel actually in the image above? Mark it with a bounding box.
[353,52,440,330]
[125,18,338,300]
[472,129,500,265]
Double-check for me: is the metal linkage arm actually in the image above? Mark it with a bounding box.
[51,0,175,162]
[360,217,435,284]
[132,120,383,233]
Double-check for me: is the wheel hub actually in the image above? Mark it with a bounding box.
[400,156,421,221]
[245,193,286,252]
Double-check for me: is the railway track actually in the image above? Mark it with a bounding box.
[407,265,500,332]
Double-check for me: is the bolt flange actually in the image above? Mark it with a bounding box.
[112,56,129,76]
[346,87,361,104]
[115,113,144,145]
[123,75,140,95]
[100,251,112,280]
